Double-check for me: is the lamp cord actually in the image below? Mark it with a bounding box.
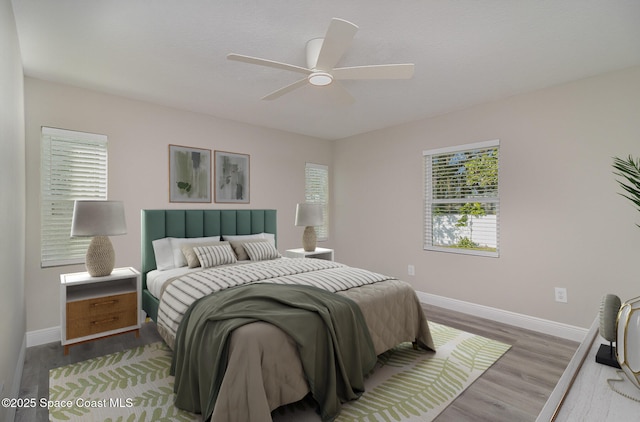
[607,371,640,402]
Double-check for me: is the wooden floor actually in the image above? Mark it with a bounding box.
[423,304,578,421]
[16,305,578,422]
[15,323,164,422]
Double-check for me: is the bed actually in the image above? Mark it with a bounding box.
[141,209,434,422]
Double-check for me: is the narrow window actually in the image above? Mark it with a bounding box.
[424,140,499,257]
[41,127,108,267]
[305,163,329,241]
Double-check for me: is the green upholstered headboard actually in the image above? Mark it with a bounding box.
[140,209,277,322]
[141,209,277,283]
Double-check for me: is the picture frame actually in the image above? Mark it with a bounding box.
[168,144,211,203]
[215,150,250,203]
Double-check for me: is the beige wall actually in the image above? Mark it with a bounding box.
[334,66,640,329]
[0,0,26,417]
[22,64,640,333]
[24,77,334,332]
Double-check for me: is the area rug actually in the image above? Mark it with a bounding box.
[49,322,510,421]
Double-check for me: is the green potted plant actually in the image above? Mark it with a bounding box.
[613,155,640,227]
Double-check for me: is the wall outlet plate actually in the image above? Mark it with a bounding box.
[555,287,568,303]
[408,265,415,276]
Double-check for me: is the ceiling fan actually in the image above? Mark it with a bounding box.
[227,18,415,103]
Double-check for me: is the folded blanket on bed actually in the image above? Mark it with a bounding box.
[170,283,377,422]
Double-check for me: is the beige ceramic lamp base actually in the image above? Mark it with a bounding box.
[302,226,317,252]
[85,235,115,277]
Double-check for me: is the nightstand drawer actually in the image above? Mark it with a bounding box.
[66,292,137,339]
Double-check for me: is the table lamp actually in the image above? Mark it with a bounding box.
[295,203,323,252]
[71,200,127,277]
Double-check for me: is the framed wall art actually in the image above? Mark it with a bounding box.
[169,144,211,203]
[215,150,250,203]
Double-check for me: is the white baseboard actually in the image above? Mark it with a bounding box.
[416,291,588,343]
[26,326,60,347]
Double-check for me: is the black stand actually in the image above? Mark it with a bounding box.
[595,342,621,368]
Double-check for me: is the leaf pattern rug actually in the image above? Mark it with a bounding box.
[49,322,510,421]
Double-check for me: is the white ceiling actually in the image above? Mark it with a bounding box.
[11,0,640,140]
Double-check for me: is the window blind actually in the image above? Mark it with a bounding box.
[41,127,108,267]
[305,162,329,240]
[423,139,499,257]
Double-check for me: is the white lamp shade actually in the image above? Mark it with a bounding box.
[295,203,323,227]
[71,200,127,237]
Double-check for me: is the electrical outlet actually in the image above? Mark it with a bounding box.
[555,287,568,303]
[408,265,415,276]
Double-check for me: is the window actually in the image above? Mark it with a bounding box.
[423,140,499,257]
[41,127,108,267]
[305,162,329,241]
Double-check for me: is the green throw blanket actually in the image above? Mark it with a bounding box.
[170,283,377,421]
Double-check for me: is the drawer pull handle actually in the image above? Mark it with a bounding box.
[91,300,118,307]
[91,317,119,326]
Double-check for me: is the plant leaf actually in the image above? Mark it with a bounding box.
[613,155,640,224]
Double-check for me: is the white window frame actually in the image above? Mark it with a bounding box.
[305,162,329,241]
[41,127,108,267]
[423,139,500,257]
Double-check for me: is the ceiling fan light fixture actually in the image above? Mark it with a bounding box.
[308,72,333,86]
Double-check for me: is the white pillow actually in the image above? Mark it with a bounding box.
[260,232,276,246]
[194,244,237,268]
[222,233,276,247]
[243,241,281,261]
[171,236,221,268]
[222,233,263,241]
[152,237,175,271]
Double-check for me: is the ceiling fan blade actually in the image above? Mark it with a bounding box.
[332,63,415,80]
[328,81,355,105]
[261,78,308,100]
[227,53,311,75]
[314,18,359,70]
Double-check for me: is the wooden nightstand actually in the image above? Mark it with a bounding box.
[60,267,141,354]
[285,247,334,261]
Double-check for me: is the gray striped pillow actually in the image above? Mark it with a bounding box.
[193,244,237,268]
[243,241,281,261]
